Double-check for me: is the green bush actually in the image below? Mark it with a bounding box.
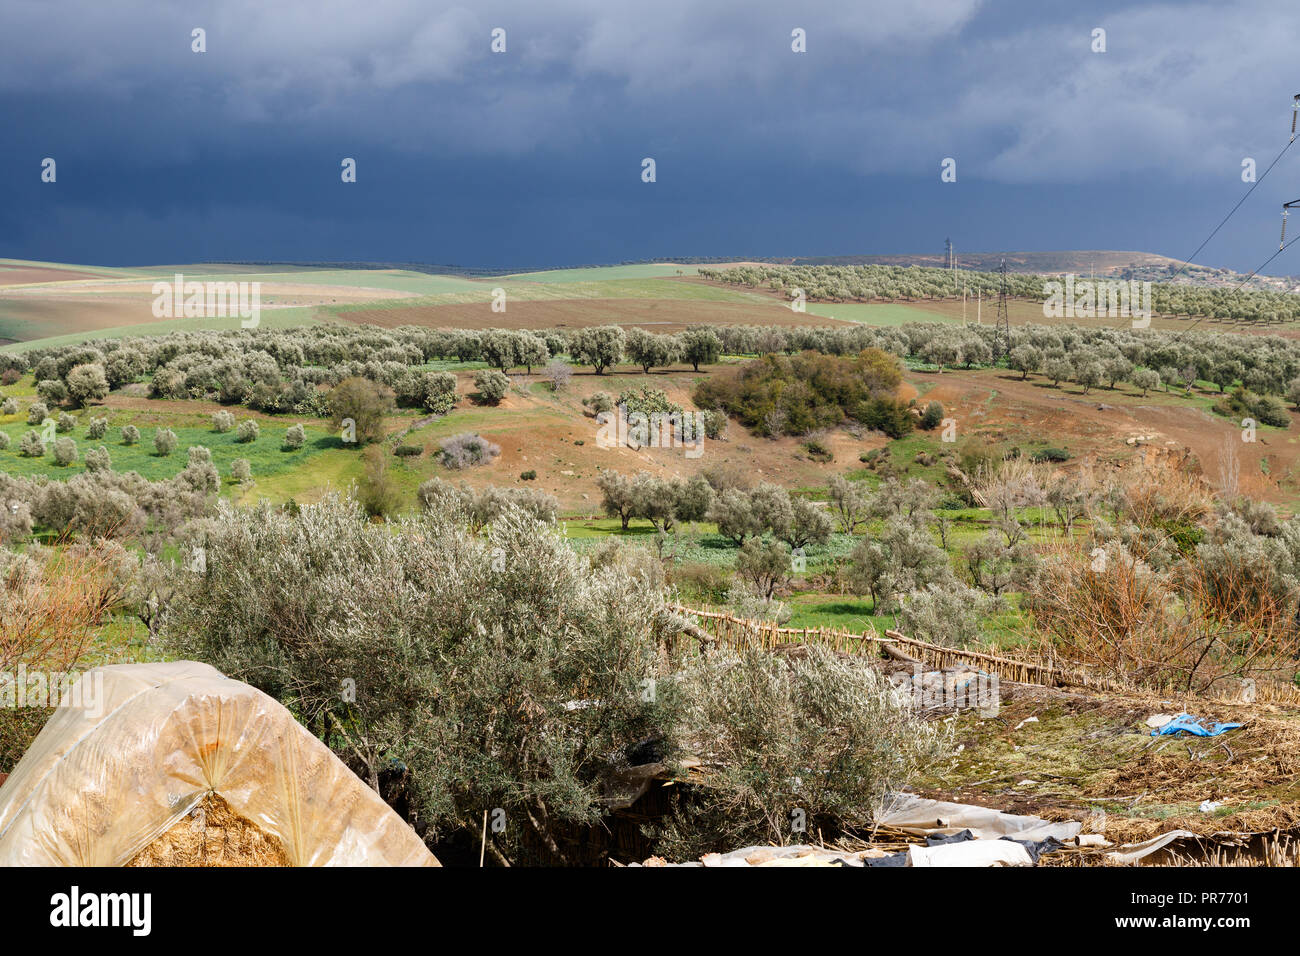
[52,437,78,466]
[1030,447,1071,463]
[802,439,833,462]
[583,392,613,415]
[474,369,510,404]
[520,469,537,480]
[694,350,909,438]
[153,427,178,456]
[18,430,45,458]
[919,400,944,430]
[160,495,684,864]
[651,647,951,859]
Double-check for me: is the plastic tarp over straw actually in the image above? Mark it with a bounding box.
[0,661,438,866]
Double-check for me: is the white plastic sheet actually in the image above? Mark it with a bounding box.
[877,793,1082,843]
[0,661,437,866]
[907,840,1034,867]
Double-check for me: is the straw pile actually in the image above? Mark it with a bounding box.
[127,793,291,867]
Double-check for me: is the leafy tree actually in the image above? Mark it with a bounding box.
[848,517,954,612]
[474,369,511,404]
[358,445,403,518]
[1009,344,1043,380]
[898,584,994,646]
[679,327,722,371]
[329,376,392,447]
[571,326,626,375]
[37,379,67,405]
[735,537,791,599]
[596,469,637,529]
[419,371,458,414]
[515,333,550,374]
[1075,361,1104,394]
[66,364,109,407]
[84,445,111,473]
[1133,368,1160,397]
[625,329,680,374]
[1044,357,1073,387]
[827,475,871,534]
[708,488,765,545]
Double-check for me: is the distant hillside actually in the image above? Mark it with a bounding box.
[200,252,1299,290]
[670,251,1300,292]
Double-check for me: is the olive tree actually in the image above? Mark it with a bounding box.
[66,364,110,407]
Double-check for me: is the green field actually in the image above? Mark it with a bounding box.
[502,264,703,283]
[804,301,961,326]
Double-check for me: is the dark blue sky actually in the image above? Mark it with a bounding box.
[3,0,1300,272]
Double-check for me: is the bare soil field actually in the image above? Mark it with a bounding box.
[913,367,1295,502]
[0,294,161,339]
[0,264,109,286]
[0,279,407,342]
[339,297,853,333]
[392,367,882,513]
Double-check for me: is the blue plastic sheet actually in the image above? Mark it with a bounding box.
[1150,713,1242,738]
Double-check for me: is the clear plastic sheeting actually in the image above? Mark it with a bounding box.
[876,793,1082,843]
[0,661,438,867]
[1104,830,1201,865]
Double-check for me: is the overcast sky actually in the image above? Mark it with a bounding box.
[3,0,1300,271]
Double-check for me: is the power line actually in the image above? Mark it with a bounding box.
[1166,135,1295,286]
[1164,95,1300,338]
[1176,233,1300,337]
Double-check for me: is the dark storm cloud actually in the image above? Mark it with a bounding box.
[2,0,1299,271]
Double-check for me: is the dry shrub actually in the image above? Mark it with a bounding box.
[0,543,127,773]
[1101,448,1214,528]
[0,544,126,675]
[1026,540,1300,697]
